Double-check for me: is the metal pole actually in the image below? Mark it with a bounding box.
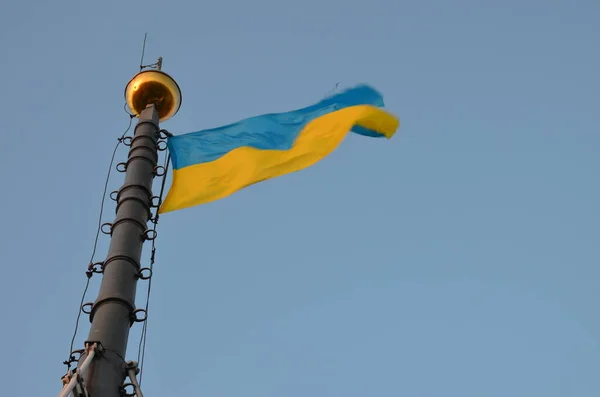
[78,104,159,396]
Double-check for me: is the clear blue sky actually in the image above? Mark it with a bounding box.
[1,0,599,395]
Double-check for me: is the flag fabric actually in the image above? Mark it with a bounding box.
[159,85,400,214]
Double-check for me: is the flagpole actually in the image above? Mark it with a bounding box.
[55,56,182,396]
[76,103,160,397]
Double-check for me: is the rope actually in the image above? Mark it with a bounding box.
[137,147,171,386]
[65,110,134,370]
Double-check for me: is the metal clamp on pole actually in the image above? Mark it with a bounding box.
[58,343,98,397]
[122,361,144,397]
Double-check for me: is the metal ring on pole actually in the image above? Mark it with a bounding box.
[114,196,153,219]
[68,349,85,364]
[126,154,157,168]
[115,183,153,202]
[91,262,104,274]
[129,135,157,149]
[150,196,161,208]
[103,254,141,273]
[116,162,127,172]
[131,309,147,323]
[122,383,136,397]
[157,140,168,151]
[110,217,148,234]
[122,136,133,146]
[138,267,153,280]
[159,129,172,139]
[110,190,119,201]
[143,229,157,241]
[81,303,93,315]
[153,165,166,177]
[101,223,113,235]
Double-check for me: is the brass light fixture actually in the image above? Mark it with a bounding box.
[125,61,182,122]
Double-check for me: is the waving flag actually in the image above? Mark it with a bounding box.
[159,85,400,214]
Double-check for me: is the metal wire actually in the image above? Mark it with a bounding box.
[66,113,134,370]
[137,146,171,386]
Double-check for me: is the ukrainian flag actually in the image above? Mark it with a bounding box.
[159,85,400,214]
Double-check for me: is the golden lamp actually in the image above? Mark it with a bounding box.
[125,68,182,122]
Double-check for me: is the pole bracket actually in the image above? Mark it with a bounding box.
[103,253,141,273]
[83,341,104,356]
[87,297,136,324]
[122,361,145,397]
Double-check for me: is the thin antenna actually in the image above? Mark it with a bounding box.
[140,33,148,72]
[139,33,162,72]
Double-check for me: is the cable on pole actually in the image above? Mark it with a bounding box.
[64,110,134,372]
[136,131,172,386]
